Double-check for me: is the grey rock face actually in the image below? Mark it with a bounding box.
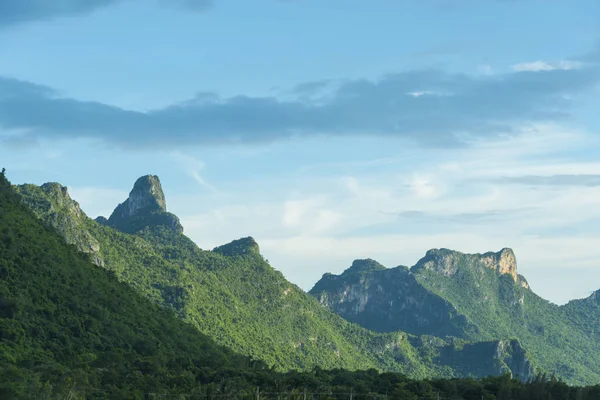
[310,260,473,337]
[14,182,104,267]
[107,175,183,234]
[126,175,167,216]
[412,248,518,282]
[441,339,535,381]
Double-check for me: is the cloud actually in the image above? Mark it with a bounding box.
[0,0,119,27]
[497,174,600,187]
[406,174,441,199]
[393,207,537,224]
[170,151,217,192]
[511,60,585,72]
[1,54,599,149]
[158,0,213,12]
[0,0,213,28]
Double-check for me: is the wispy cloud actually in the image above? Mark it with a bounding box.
[497,174,600,187]
[392,207,538,224]
[170,151,217,192]
[511,60,585,72]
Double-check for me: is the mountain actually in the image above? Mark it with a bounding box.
[103,175,183,234]
[310,249,600,385]
[0,172,263,398]
[562,290,600,341]
[310,259,473,338]
[13,175,536,381]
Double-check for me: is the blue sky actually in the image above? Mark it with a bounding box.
[1,0,600,304]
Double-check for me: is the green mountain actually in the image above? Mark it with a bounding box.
[310,249,600,385]
[4,170,600,400]
[13,175,536,381]
[0,171,266,398]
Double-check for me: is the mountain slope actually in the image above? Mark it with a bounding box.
[310,248,600,385]
[14,175,535,381]
[0,173,260,398]
[310,259,474,338]
[562,290,600,341]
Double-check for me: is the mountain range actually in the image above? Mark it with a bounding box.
[9,174,600,386]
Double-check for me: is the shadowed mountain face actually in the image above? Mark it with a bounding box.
[11,174,540,382]
[311,249,600,385]
[310,260,473,338]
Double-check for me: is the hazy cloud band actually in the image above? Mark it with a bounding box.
[0,55,599,149]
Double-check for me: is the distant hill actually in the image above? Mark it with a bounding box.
[310,248,600,385]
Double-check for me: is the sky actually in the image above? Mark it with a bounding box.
[1,0,600,305]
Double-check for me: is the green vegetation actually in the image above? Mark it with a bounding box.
[312,248,600,385]
[4,172,600,397]
[13,177,538,382]
[0,172,259,398]
[413,254,600,385]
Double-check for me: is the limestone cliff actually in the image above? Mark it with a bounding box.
[412,248,519,282]
[13,182,104,267]
[106,175,183,234]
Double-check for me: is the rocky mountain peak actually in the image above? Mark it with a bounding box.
[106,175,182,234]
[126,175,167,217]
[481,248,518,282]
[39,182,83,218]
[343,259,387,276]
[213,237,261,257]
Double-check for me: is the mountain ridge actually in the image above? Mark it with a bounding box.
[12,174,539,382]
[311,251,600,385]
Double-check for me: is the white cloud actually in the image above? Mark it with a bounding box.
[511,60,585,72]
[282,198,319,227]
[406,174,440,199]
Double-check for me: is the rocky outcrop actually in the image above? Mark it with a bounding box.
[95,216,109,226]
[412,248,518,282]
[310,260,474,337]
[311,248,533,342]
[590,290,600,304]
[14,182,104,267]
[107,175,183,234]
[437,339,535,381]
[517,274,530,289]
[213,237,261,257]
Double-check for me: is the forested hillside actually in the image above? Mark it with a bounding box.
[13,175,536,382]
[0,171,262,398]
[311,249,600,385]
